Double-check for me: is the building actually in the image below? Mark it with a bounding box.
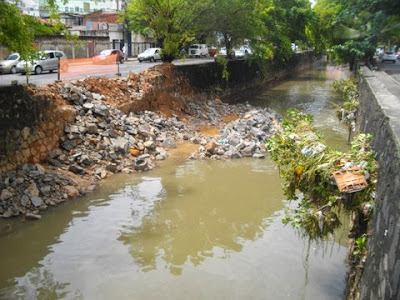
[6,0,40,16]
[6,1,156,58]
[38,0,120,17]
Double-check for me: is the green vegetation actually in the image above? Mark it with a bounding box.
[0,2,36,60]
[332,78,359,142]
[0,1,65,60]
[2,0,398,71]
[266,110,377,240]
[312,0,400,70]
[124,0,314,64]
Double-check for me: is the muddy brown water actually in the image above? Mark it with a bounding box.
[0,65,350,300]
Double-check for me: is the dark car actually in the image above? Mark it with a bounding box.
[93,49,124,64]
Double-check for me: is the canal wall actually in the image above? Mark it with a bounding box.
[357,66,400,299]
[0,86,76,173]
[177,51,316,102]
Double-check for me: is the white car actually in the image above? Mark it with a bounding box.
[234,49,246,59]
[0,53,20,74]
[17,50,68,74]
[240,45,253,55]
[137,48,162,62]
[189,44,209,57]
[381,51,396,63]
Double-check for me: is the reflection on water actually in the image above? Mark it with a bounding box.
[119,159,283,276]
[0,65,349,300]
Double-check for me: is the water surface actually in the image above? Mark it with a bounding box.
[0,64,349,300]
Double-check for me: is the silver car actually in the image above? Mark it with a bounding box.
[0,53,20,74]
[137,48,162,62]
[381,51,396,63]
[17,50,68,74]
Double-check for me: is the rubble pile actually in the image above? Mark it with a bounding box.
[188,106,280,160]
[0,164,81,219]
[50,80,190,177]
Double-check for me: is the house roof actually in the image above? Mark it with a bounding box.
[83,10,120,23]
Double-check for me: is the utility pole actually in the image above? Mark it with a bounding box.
[121,0,130,60]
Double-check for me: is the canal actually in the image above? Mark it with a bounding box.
[0,64,349,299]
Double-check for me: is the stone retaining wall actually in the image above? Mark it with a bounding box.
[357,67,400,299]
[0,86,75,173]
[177,51,316,99]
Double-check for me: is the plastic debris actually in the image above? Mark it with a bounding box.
[300,143,326,157]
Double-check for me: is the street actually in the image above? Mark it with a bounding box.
[377,59,400,85]
[0,57,214,87]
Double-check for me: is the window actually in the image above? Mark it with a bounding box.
[48,52,55,59]
[83,3,90,12]
[75,7,79,12]
[65,7,68,12]
[55,52,64,58]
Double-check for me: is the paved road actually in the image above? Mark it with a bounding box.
[0,57,214,87]
[376,59,400,85]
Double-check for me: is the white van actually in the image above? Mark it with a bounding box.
[189,44,209,57]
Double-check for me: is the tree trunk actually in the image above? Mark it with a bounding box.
[162,53,175,63]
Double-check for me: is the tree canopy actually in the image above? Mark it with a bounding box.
[3,0,395,72]
[312,0,400,70]
[125,0,212,62]
[0,1,65,60]
[124,0,314,63]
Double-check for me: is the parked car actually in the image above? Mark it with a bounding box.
[214,48,230,61]
[189,44,209,57]
[381,51,396,63]
[240,45,253,56]
[137,48,162,62]
[17,50,68,75]
[214,45,252,61]
[234,49,246,59]
[93,49,124,64]
[0,53,20,74]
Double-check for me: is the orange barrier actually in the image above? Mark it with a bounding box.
[60,55,119,80]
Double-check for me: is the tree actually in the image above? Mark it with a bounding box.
[206,0,259,59]
[125,0,212,62]
[313,0,400,70]
[0,1,65,60]
[254,0,314,64]
[0,1,36,60]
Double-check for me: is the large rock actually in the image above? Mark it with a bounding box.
[25,182,39,197]
[205,141,219,154]
[68,164,85,175]
[30,196,44,207]
[93,104,110,117]
[111,137,130,154]
[86,123,98,134]
[64,186,80,198]
[0,189,15,201]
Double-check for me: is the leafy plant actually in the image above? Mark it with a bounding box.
[215,56,229,81]
[266,110,377,240]
[332,78,360,142]
[353,234,367,256]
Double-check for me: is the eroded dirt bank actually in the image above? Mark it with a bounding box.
[0,64,280,221]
